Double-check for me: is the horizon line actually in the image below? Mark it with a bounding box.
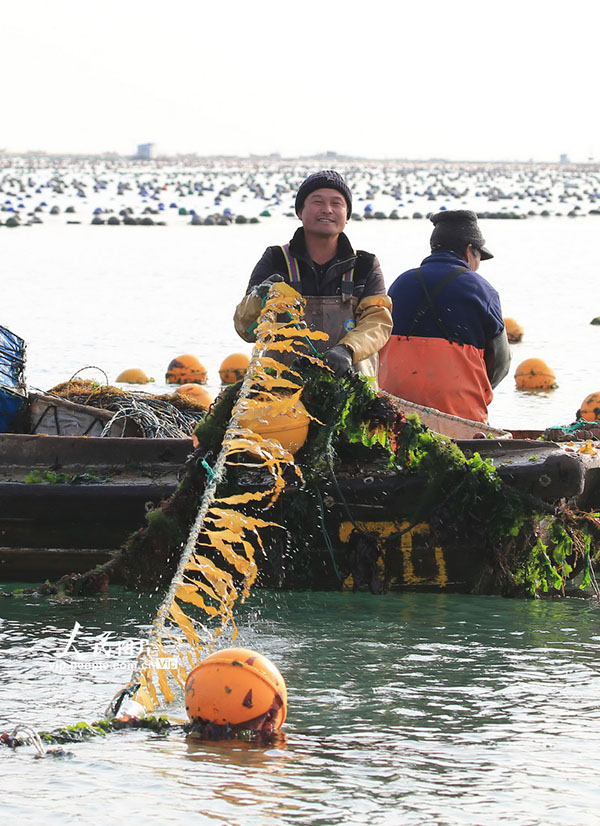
[0,150,597,167]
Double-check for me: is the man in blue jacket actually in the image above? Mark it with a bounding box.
[378,210,510,423]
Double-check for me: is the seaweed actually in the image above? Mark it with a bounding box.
[11,359,600,600]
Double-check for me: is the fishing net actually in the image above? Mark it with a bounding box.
[46,378,206,437]
[0,324,26,391]
[0,324,27,432]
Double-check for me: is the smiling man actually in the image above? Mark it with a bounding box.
[233,170,392,378]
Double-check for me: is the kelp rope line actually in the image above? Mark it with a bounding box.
[109,282,325,716]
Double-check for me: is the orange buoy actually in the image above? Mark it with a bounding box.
[173,383,213,409]
[514,358,556,390]
[165,354,207,385]
[115,368,152,384]
[237,398,310,454]
[578,392,600,422]
[504,317,524,343]
[185,647,287,730]
[219,352,250,385]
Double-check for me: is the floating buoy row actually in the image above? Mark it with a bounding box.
[164,352,251,385]
[115,353,251,410]
[507,321,600,420]
[513,360,599,422]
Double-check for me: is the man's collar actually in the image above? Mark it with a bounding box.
[289,226,354,260]
[422,250,471,269]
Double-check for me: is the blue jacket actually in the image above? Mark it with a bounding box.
[388,251,505,349]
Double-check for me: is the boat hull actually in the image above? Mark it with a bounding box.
[1,429,599,593]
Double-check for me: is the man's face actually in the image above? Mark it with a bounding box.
[299,188,348,237]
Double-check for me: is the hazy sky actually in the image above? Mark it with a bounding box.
[1,0,596,162]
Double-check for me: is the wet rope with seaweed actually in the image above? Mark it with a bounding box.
[111,282,324,713]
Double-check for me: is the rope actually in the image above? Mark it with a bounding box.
[548,419,598,435]
[314,486,343,582]
[112,284,291,716]
[8,724,46,757]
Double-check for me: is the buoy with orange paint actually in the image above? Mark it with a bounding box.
[173,383,213,410]
[185,647,287,733]
[504,317,524,343]
[115,368,153,384]
[237,397,310,454]
[514,358,556,390]
[578,392,600,422]
[219,352,250,385]
[165,354,207,385]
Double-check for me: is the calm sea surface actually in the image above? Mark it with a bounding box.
[2,217,600,824]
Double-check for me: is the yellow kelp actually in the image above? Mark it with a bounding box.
[112,282,320,713]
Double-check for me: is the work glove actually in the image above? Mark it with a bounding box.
[323,345,354,377]
[253,273,285,300]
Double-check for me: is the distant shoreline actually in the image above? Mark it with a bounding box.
[1,152,599,169]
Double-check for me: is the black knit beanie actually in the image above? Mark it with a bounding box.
[430,210,493,260]
[295,170,352,218]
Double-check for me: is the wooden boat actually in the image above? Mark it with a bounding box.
[1,386,600,596]
[0,431,191,580]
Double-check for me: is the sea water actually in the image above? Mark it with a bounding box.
[2,216,600,824]
[2,591,600,824]
[2,215,599,428]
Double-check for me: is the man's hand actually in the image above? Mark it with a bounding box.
[253,273,285,300]
[323,345,354,377]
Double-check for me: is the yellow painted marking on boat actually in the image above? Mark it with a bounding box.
[339,520,448,587]
[434,546,447,586]
[339,520,403,543]
[343,573,354,591]
[400,521,429,584]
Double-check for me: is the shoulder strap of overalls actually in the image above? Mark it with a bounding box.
[341,253,356,303]
[407,266,468,344]
[280,245,302,285]
[280,245,356,301]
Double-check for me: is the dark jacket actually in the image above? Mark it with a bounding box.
[245,227,386,299]
[387,250,510,387]
[234,227,392,363]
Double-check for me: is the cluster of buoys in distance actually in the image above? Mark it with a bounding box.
[5,156,600,228]
[115,352,251,410]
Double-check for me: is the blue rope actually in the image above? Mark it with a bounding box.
[200,457,215,482]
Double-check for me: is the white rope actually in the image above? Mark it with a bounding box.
[10,724,46,756]
[114,289,285,711]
